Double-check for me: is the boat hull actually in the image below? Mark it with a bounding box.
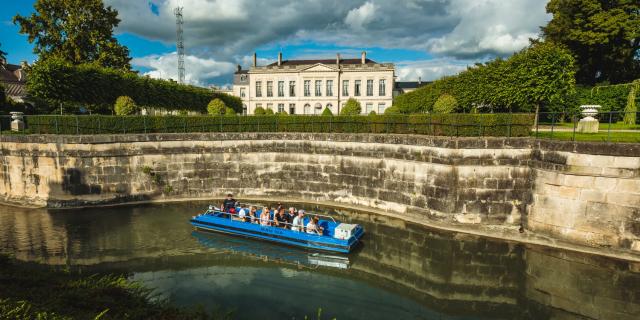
[190,214,362,254]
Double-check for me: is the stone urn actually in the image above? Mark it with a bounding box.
[9,111,25,132]
[577,105,601,133]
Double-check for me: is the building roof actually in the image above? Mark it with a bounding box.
[266,58,377,67]
[395,81,431,89]
[0,62,28,98]
[234,69,248,75]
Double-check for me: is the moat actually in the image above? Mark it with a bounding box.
[1,201,639,320]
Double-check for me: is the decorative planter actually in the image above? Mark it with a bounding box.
[577,105,601,133]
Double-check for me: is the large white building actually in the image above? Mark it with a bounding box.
[233,52,396,115]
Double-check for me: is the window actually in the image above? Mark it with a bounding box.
[378,103,386,114]
[379,79,386,96]
[255,103,262,112]
[326,80,333,96]
[326,103,333,113]
[354,80,361,96]
[342,80,349,96]
[304,103,311,114]
[266,81,273,97]
[255,81,262,97]
[289,103,296,115]
[366,103,373,114]
[366,79,373,96]
[304,80,311,97]
[314,103,322,114]
[240,88,246,98]
[278,81,284,97]
[278,103,285,113]
[242,104,247,115]
[289,81,296,97]
[267,103,273,112]
[240,75,247,81]
[315,80,322,96]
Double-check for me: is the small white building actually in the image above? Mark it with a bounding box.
[233,52,395,115]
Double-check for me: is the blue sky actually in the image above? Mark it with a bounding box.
[1,0,550,86]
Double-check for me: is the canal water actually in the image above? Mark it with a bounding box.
[1,201,639,320]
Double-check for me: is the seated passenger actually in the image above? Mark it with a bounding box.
[237,204,247,221]
[292,210,305,232]
[249,206,258,224]
[221,193,236,218]
[260,207,271,226]
[286,207,296,226]
[274,208,288,228]
[306,216,324,235]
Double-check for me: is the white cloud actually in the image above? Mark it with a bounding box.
[131,52,235,86]
[345,2,378,30]
[395,59,472,82]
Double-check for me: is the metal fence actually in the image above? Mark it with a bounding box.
[533,111,640,143]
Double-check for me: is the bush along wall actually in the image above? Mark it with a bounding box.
[20,114,534,137]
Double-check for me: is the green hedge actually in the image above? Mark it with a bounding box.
[19,114,534,137]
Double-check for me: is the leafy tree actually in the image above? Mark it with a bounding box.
[321,107,333,116]
[254,106,266,115]
[340,98,361,115]
[207,98,227,115]
[433,94,457,113]
[384,105,401,115]
[368,110,376,115]
[114,96,137,115]
[264,108,274,115]
[542,0,640,84]
[225,106,236,116]
[14,0,131,69]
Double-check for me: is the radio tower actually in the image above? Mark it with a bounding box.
[174,7,185,84]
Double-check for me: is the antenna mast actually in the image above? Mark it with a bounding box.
[174,7,185,84]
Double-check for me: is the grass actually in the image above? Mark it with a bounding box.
[0,254,232,320]
[533,131,640,143]
[540,122,640,130]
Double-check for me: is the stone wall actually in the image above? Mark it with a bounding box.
[0,133,639,253]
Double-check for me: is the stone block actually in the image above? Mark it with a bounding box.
[579,189,606,203]
[577,118,599,133]
[607,193,640,207]
[593,177,618,192]
[563,175,595,188]
[613,157,640,170]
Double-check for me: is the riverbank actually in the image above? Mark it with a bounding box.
[0,255,229,319]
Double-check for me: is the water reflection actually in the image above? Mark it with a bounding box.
[1,202,639,320]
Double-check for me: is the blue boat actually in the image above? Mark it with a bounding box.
[190,206,364,253]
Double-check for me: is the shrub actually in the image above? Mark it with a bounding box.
[264,108,274,115]
[384,106,401,115]
[224,106,236,116]
[321,107,333,116]
[368,111,377,115]
[340,98,361,115]
[207,98,227,115]
[254,106,266,115]
[114,96,138,115]
[433,94,457,114]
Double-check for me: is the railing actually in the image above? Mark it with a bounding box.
[0,114,533,137]
[202,209,325,235]
[533,111,640,143]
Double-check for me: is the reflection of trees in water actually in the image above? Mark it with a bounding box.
[1,203,639,319]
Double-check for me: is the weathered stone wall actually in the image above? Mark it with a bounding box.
[0,133,639,252]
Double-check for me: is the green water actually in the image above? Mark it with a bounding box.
[1,201,639,320]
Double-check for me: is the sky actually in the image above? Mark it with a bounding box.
[0,0,551,87]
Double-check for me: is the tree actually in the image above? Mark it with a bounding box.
[384,105,401,115]
[114,96,137,115]
[225,106,236,116]
[207,98,227,115]
[254,106,266,115]
[264,108,274,115]
[14,0,131,69]
[542,0,639,84]
[623,81,638,125]
[321,107,333,116]
[433,94,457,113]
[340,98,361,115]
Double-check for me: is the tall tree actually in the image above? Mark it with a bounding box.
[542,0,639,85]
[13,0,131,69]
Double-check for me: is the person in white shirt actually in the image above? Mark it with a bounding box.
[237,204,247,221]
[292,210,305,232]
[306,216,323,235]
[260,207,271,226]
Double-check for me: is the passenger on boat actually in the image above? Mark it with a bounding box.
[249,206,258,224]
[286,207,296,226]
[260,207,271,226]
[238,204,247,222]
[306,216,324,235]
[274,208,288,228]
[292,210,305,232]
[221,193,236,216]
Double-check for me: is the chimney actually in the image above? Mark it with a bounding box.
[277,52,282,66]
[336,53,340,66]
[361,51,366,64]
[253,52,257,67]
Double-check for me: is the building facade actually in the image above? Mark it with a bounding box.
[233,52,394,115]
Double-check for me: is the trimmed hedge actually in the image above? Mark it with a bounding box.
[18,114,534,137]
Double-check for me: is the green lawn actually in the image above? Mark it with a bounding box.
[533,131,640,143]
[540,122,640,130]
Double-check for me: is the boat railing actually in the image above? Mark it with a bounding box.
[203,209,326,235]
[208,204,337,223]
